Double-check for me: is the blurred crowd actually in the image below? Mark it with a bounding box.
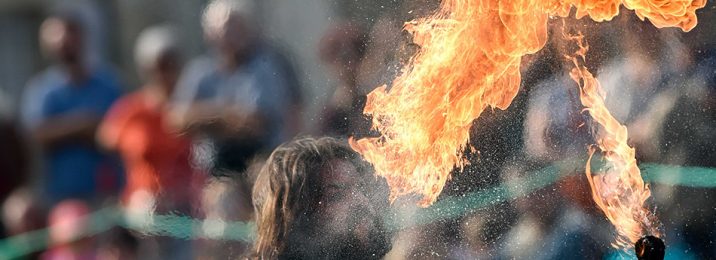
[0,0,715,259]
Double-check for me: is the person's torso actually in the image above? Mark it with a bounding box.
[113,93,195,196]
[42,70,121,198]
[193,47,291,144]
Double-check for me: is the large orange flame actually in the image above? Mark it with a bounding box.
[350,0,705,207]
[566,32,662,248]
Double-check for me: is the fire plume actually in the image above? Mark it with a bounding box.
[566,33,661,248]
[349,0,706,207]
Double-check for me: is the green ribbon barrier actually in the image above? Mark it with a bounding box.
[386,160,582,230]
[120,212,255,242]
[641,163,716,188]
[0,207,118,259]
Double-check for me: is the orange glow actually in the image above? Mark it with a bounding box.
[349,0,706,207]
[566,32,661,248]
[624,0,706,31]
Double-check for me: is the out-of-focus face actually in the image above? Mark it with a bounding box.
[153,51,182,95]
[284,159,392,259]
[327,46,363,85]
[207,14,254,60]
[41,18,84,65]
[318,159,386,245]
[319,24,367,86]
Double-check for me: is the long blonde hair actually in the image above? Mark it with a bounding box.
[250,137,367,258]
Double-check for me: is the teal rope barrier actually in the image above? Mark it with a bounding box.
[1,162,715,258]
[0,208,256,259]
[388,162,716,230]
[386,160,581,230]
[642,163,716,188]
[120,213,255,242]
[0,207,118,259]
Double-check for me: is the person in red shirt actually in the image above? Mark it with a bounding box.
[98,25,204,212]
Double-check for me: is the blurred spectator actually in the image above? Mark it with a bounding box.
[501,61,612,258]
[497,162,611,259]
[317,22,373,138]
[97,227,139,260]
[2,188,46,239]
[42,200,96,260]
[661,49,716,168]
[657,48,716,259]
[21,12,123,205]
[355,16,403,91]
[0,91,28,211]
[196,174,256,259]
[523,74,589,162]
[97,25,204,213]
[597,20,678,162]
[250,137,392,259]
[172,0,302,176]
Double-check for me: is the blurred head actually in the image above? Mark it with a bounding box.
[97,227,139,260]
[523,77,589,162]
[40,13,85,66]
[202,0,258,60]
[48,200,91,245]
[134,25,183,93]
[252,137,391,259]
[319,23,368,85]
[2,188,45,236]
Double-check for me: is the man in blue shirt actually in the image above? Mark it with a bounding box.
[22,12,122,204]
[172,0,301,175]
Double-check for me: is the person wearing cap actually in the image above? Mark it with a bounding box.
[98,25,204,212]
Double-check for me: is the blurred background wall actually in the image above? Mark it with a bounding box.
[0,0,45,114]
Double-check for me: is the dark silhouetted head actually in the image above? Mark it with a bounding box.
[635,235,665,260]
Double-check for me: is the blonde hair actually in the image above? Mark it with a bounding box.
[250,137,368,258]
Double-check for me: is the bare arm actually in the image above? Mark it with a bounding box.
[33,112,101,150]
[169,102,267,139]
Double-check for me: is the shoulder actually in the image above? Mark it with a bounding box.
[255,43,284,60]
[102,92,146,127]
[185,55,218,78]
[91,65,123,90]
[25,68,66,98]
[251,44,294,71]
[28,67,65,85]
[249,45,299,90]
[179,55,221,90]
[110,92,144,111]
